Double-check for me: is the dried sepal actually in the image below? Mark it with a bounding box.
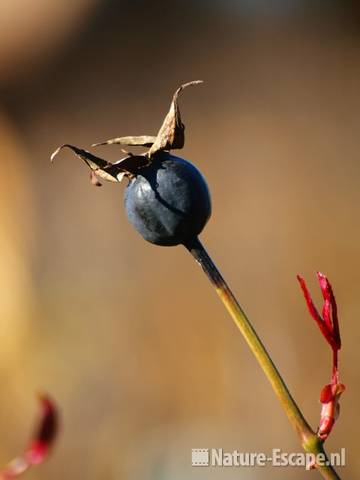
[51,81,203,182]
[92,135,157,148]
[148,80,203,157]
[111,154,149,171]
[51,144,119,183]
[0,395,58,479]
[91,81,203,157]
[51,144,148,185]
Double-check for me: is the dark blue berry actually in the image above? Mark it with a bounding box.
[124,152,211,246]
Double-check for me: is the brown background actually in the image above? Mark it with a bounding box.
[0,1,359,478]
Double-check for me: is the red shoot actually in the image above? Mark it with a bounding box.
[318,383,345,441]
[0,394,58,479]
[297,272,341,379]
[297,272,345,441]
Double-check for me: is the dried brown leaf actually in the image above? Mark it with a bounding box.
[148,80,203,157]
[50,144,149,184]
[92,135,157,148]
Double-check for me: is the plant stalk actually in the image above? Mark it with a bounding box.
[184,237,341,480]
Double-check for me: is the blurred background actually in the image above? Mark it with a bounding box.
[0,0,359,478]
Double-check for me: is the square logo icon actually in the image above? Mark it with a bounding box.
[192,449,209,467]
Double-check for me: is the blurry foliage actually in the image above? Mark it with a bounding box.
[0,1,359,479]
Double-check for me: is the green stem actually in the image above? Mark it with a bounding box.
[184,237,341,480]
